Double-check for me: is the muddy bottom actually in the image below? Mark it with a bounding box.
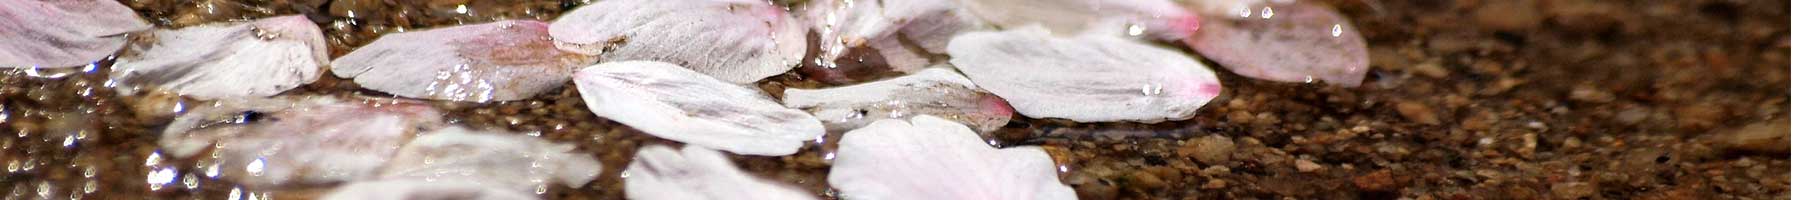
[0,0,1790,199]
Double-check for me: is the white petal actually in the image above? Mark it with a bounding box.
[1183,2,1369,87]
[381,126,603,191]
[955,0,1199,40]
[110,16,327,100]
[158,96,444,187]
[0,0,151,68]
[573,61,825,156]
[333,20,595,102]
[321,180,538,200]
[799,0,986,73]
[782,68,1012,132]
[549,0,807,83]
[828,115,1075,200]
[625,145,816,200]
[947,27,1221,123]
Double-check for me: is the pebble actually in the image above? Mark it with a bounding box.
[1410,62,1451,79]
[1551,182,1597,199]
[1393,101,1440,125]
[1713,117,1789,153]
[1295,159,1323,173]
[1568,85,1615,103]
[1180,135,1236,165]
[1675,103,1727,131]
[1473,1,1542,32]
[1201,179,1228,189]
[1076,183,1119,200]
[1353,169,1399,192]
[1127,170,1167,189]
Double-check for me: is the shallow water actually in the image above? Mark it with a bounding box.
[1,0,1791,199]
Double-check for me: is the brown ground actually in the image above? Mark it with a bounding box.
[0,0,1788,199]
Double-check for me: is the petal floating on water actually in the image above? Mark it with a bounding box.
[380,126,603,191]
[332,20,594,102]
[624,145,816,200]
[158,96,445,187]
[0,0,152,68]
[573,61,825,156]
[110,15,327,99]
[829,115,1075,200]
[947,27,1221,123]
[1182,2,1369,87]
[782,67,1012,132]
[549,0,807,83]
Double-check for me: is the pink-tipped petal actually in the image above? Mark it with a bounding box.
[549,0,807,83]
[332,20,594,102]
[0,0,151,68]
[782,68,1013,132]
[829,115,1075,200]
[110,15,327,99]
[624,145,817,200]
[956,0,1198,40]
[947,27,1221,123]
[1184,2,1369,87]
[158,96,445,187]
[574,61,825,156]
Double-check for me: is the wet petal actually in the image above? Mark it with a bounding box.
[624,145,816,200]
[332,20,594,102]
[158,96,444,187]
[0,0,152,68]
[782,68,1012,132]
[573,61,825,156]
[549,0,807,83]
[1182,2,1369,87]
[110,16,327,99]
[829,115,1075,200]
[380,126,603,191]
[956,0,1199,40]
[321,180,538,200]
[947,27,1221,123]
[800,0,986,70]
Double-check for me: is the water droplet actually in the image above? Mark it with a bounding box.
[146,167,178,190]
[1126,24,1146,36]
[455,4,470,14]
[1331,24,1343,37]
[81,166,94,178]
[1260,6,1275,19]
[182,174,199,189]
[534,184,548,194]
[822,152,836,161]
[145,152,162,166]
[205,162,221,178]
[81,180,95,193]
[1238,7,1253,18]
[246,158,266,176]
[1140,84,1164,96]
[227,187,242,200]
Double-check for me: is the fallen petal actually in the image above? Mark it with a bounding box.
[800,0,985,69]
[624,145,817,200]
[0,0,152,68]
[574,61,825,156]
[549,0,807,83]
[321,180,538,200]
[829,115,1075,200]
[782,68,1012,132]
[956,0,1199,40]
[947,27,1221,123]
[381,126,603,191]
[158,96,444,187]
[110,15,327,99]
[332,20,595,102]
[1182,2,1369,87]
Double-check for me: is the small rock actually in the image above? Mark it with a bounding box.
[1713,117,1789,153]
[1180,135,1237,165]
[1295,159,1323,173]
[1201,179,1228,189]
[1075,183,1119,200]
[1393,101,1441,125]
[1127,171,1167,189]
[1410,62,1451,78]
[1551,182,1597,199]
[1676,103,1727,131]
[1353,169,1398,192]
[1473,1,1541,32]
[1569,85,1615,103]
